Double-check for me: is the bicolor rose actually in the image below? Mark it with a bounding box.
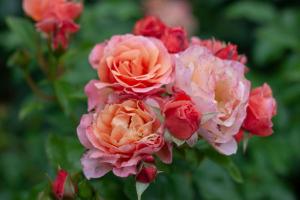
[243,83,277,136]
[23,0,82,49]
[163,91,201,140]
[175,45,250,155]
[89,34,173,94]
[77,99,172,179]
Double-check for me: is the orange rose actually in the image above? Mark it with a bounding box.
[77,99,172,178]
[89,34,173,94]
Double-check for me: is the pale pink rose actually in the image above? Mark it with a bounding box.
[77,99,172,179]
[89,34,173,94]
[175,45,250,155]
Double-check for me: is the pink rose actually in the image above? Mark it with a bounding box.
[133,16,166,38]
[77,99,172,179]
[175,46,250,155]
[89,34,173,94]
[243,83,277,136]
[191,37,247,65]
[163,91,201,140]
[161,27,189,53]
[23,0,82,49]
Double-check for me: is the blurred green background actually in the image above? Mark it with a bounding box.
[0,0,300,199]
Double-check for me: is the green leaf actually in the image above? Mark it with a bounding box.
[5,16,38,50]
[46,134,83,172]
[54,80,73,116]
[136,182,149,200]
[19,97,44,120]
[78,181,94,199]
[226,2,276,24]
[205,148,243,183]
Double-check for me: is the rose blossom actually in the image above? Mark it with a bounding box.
[89,34,173,94]
[23,0,83,49]
[191,37,247,65]
[243,83,277,136]
[175,45,250,155]
[133,16,166,38]
[163,91,201,140]
[161,27,189,53]
[77,99,172,179]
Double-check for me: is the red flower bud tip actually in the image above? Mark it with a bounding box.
[234,129,244,143]
[143,155,155,164]
[136,166,157,183]
[52,170,68,200]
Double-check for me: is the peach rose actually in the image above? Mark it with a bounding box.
[23,0,82,49]
[175,45,250,155]
[191,37,247,65]
[243,83,277,136]
[89,34,173,94]
[77,99,172,179]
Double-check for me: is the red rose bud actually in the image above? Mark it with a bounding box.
[136,166,157,183]
[52,169,76,200]
[234,129,244,143]
[243,83,277,137]
[161,27,189,53]
[143,155,155,164]
[164,92,201,140]
[133,16,166,38]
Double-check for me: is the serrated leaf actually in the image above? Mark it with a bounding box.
[136,182,149,200]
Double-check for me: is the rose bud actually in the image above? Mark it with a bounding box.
[136,165,157,183]
[163,92,201,140]
[52,169,76,200]
[133,16,166,38]
[243,83,277,136]
[161,27,189,53]
[234,129,244,143]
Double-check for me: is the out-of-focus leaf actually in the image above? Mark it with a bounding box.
[78,181,94,199]
[204,148,243,183]
[19,97,44,120]
[5,17,38,50]
[225,2,276,23]
[54,80,73,116]
[46,134,83,172]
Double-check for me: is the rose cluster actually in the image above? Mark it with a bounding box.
[77,16,277,184]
